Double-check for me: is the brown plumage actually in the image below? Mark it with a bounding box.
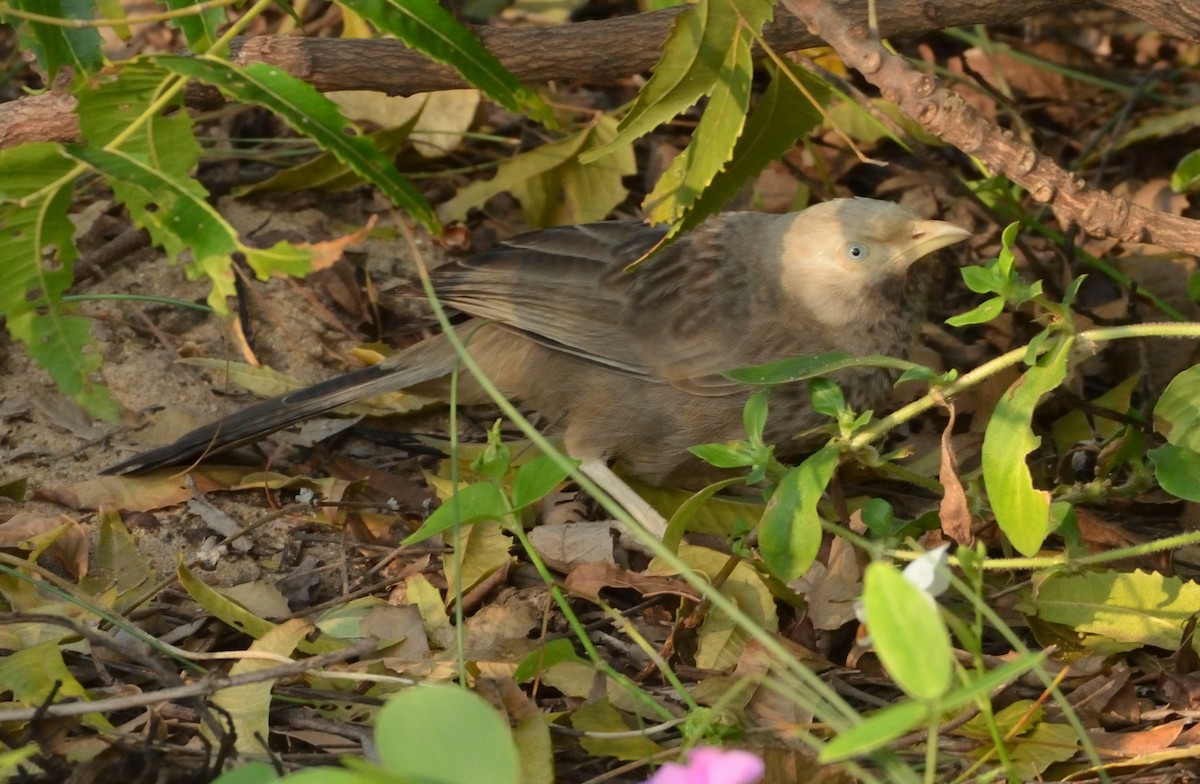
[106,198,969,492]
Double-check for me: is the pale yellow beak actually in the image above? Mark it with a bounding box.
[892,220,972,269]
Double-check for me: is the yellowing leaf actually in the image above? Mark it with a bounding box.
[438,116,635,227]
[1034,569,1200,652]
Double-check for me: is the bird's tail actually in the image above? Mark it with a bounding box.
[104,336,457,475]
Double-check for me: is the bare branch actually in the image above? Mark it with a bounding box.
[785,0,1200,256]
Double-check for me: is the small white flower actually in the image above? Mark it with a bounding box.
[902,544,951,600]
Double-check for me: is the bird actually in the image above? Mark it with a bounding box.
[106,198,970,535]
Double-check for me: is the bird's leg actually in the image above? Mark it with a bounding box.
[578,458,668,541]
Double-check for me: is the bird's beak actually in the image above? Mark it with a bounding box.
[892,220,972,269]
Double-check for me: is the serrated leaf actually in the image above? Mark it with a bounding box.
[63,143,312,310]
[338,0,553,127]
[7,0,102,78]
[239,119,420,195]
[75,60,199,166]
[583,0,774,161]
[163,0,226,52]
[438,115,634,226]
[982,336,1072,556]
[724,351,919,385]
[685,62,828,230]
[1034,569,1200,651]
[0,142,120,419]
[759,446,837,580]
[153,54,438,231]
[645,23,752,226]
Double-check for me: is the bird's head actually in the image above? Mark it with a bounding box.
[775,197,971,328]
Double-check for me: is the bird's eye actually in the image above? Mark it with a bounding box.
[845,242,870,262]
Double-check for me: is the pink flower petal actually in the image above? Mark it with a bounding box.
[645,747,764,784]
[687,747,765,784]
[645,761,696,784]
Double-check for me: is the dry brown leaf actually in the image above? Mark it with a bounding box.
[0,512,89,578]
[37,466,247,511]
[564,560,701,603]
[528,521,615,572]
[937,399,975,546]
[791,536,861,631]
[1089,718,1188,756]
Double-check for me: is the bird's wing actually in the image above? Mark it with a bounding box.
[424,215,811,396]
[426,221,669,377]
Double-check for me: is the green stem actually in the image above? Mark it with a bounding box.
[394,220,867,735]
[851,322,1200,450]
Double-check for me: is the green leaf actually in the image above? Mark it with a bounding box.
[759,446,837,580]
[63,143,313,311]
[153,54,438,232]
[177,559,342,654]
[688,442,756,469]
[821,700,928,761]
[945,295,1005,327]
[338,0,554,126]
[1050,374,1139,456]
[1153,363,1200,452]
[982,335,1072,556]
[438,115,634,226]
[0,142,120,419]
[583,0,774,160]
[163,0,226,52]
[207,762,281,784]
[75,60,199,172]
[821,652,1046,762]
[511,454,575,509]
[742,389,770,443]
[0,748,38,777]
[662,476,745,552]
[1148,444,1200,502]
[960,265,1000,294]
[514,638,587,683]
[206,620,311,757]
[1178,150,1200,193]
[862,562,953,701]
[684,62,828,230]
[645,22,752,226]
[403,482,506,544]
[1034,569,1200,651]
[238,122,420,196]
[0,642,114,731]
[808,378,845,418]
[7,0,102,78]
[725,351,920,385]
[375,686,520,784]
[269,769,367,784]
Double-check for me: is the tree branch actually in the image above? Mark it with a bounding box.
[784,0,1200,256]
